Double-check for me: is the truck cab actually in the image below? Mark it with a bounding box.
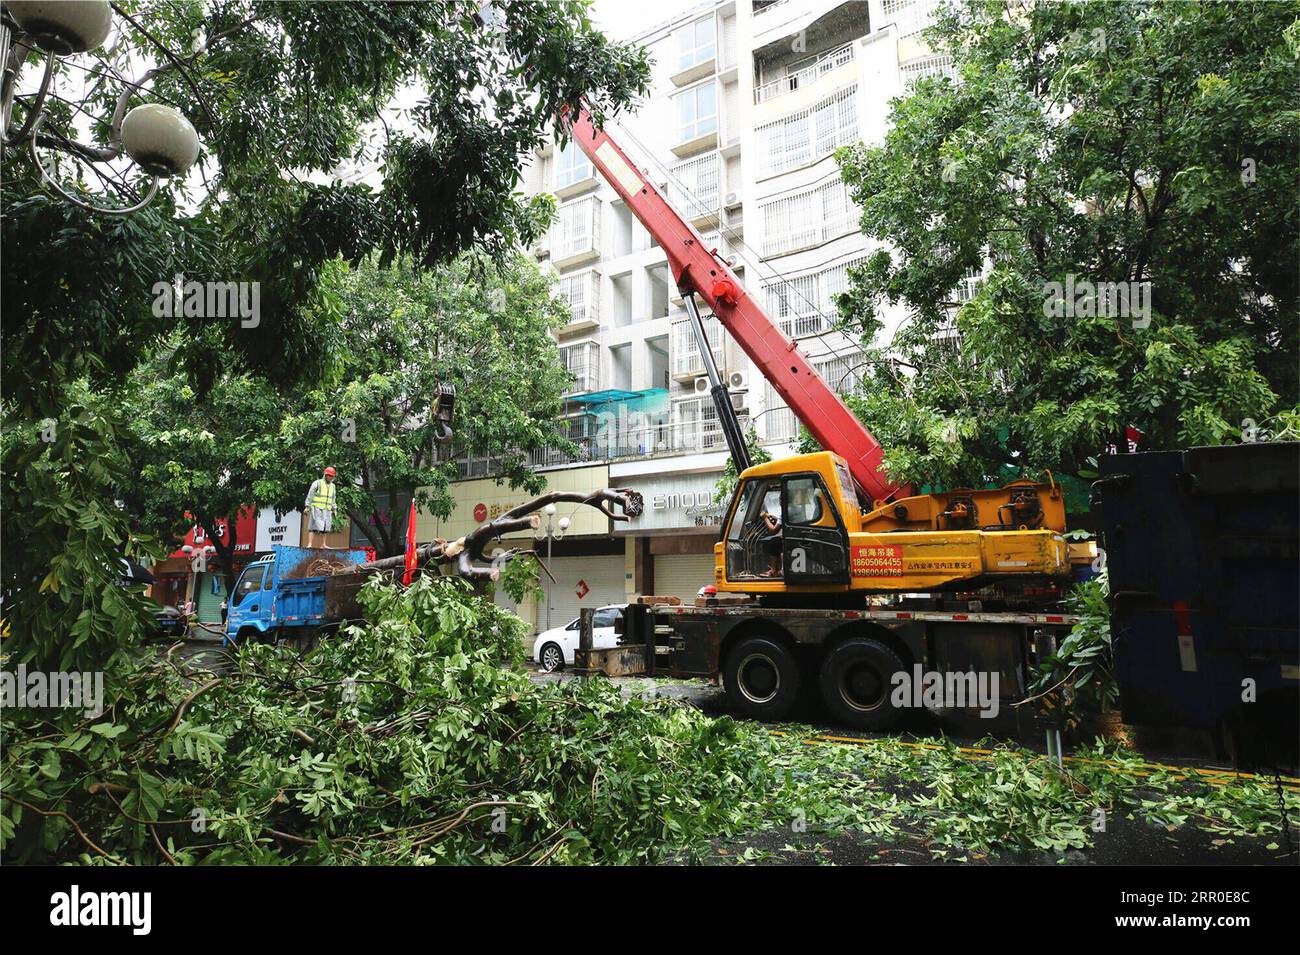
[717,452,854,593]
[224,546,369,645]
[225,556,275,643]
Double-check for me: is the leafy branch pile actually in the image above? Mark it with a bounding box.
[3,576,1291,865]
[760,733,1298,859]
[1,579,783,865]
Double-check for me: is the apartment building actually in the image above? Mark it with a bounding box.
[445,0,954,633]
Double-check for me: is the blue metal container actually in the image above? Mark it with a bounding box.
[1093,442,1298,762]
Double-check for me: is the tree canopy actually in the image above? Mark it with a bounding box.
[1,0,648,672]
[832,0,1299,493]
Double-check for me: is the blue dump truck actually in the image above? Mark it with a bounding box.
[1093,441,1299,767]
[224,545,372,646]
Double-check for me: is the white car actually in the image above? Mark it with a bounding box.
[533,605,626,672]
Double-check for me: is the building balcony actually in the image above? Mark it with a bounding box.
[554,171,599,200]
[670,126,719,159]
[670,53,717,88]
[754,43,855,104]
[559,340,600,398]
[556,269,601,336]
[550,195,602,269]
[752,0,793,19]
[526,414,725,469]
[561,373,600,399]
[899,52,956,88]
[670,315,724,380]
[669,153,722,229]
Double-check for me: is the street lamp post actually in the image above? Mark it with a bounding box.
[2,0,202,214]
[534,504,569,631]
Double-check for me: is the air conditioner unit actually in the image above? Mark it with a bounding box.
[728,370,746,389]
[693,376,711,394]
[729,392,748,413]
[724,253,739,267]
[724,191,741,208]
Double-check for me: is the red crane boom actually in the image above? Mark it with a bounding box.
[563,109,908,503]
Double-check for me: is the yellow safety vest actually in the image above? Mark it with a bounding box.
[310,479,336,511]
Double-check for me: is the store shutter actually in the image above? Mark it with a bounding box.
[654,553,716,601]
[195,572,227,624]
[534,556,626,634]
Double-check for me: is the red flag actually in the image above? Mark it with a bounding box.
[402,500,418,586]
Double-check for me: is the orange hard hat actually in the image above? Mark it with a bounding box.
[323,466,336,477]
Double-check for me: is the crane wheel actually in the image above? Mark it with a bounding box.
[722,635,801,722]
[819,637,907,730]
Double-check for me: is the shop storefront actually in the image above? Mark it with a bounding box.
[530,543,628,634]
[163,509,257,620]
[611,466,726,601]
[147,558,189,608]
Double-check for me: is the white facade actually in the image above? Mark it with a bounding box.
[512,0,949,481]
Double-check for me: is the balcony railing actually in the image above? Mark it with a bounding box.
[754,44,854,104]
[557,270,601,329]
[550,195,601,264]
[560,341,600,396]
[753,0,791,17]
[900,53,956,88]
[764,406,799,443]
[668,153,722,219]
[526,417,725,469]
[671,316,724,378]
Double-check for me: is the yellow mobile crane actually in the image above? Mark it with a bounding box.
[555,110,1084,728]
[566,110,1074,608]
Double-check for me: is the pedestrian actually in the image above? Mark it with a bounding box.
[305,466,338,548]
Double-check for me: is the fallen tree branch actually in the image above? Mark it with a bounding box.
[357,487,643,582]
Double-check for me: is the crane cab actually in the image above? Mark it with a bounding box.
[716,452,857,594]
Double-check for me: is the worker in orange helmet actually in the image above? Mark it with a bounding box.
[305,466,338,548]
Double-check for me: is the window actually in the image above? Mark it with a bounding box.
[673,398,724,451]
[674,82,717,143]
[763,257,866,337]
[675,17,715,72]
[671,314,723,377]
[555,141,594,189]
[235,566,265,604]
[785,476,826,526]
[560,341,600,395]
[900,53,956,87]
[882,0,942,39]
[551,195,601,260]
[816,352,864,394]
[593,607,621,629]
[556,270,600,326]
[723,478,784,579]
[669,152,721,214]
[759,177,857,256]
[763,380,798,442]
[756,86,858,176]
